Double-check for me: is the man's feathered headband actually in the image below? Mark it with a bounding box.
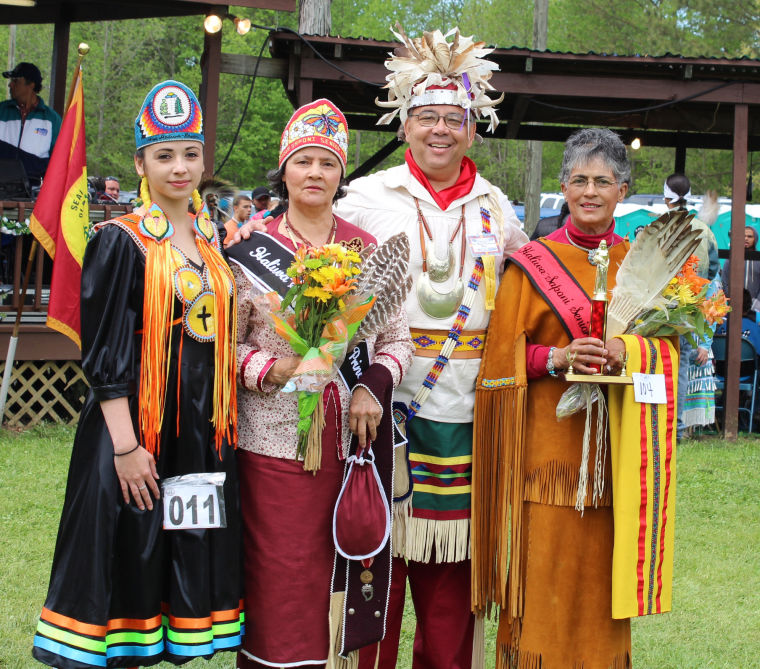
[376,24,504,133]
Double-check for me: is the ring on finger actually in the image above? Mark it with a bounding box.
[138,484,147,490]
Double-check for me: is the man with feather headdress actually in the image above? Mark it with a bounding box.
[334,25,528,669]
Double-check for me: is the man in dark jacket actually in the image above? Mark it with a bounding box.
[0,62,62,186]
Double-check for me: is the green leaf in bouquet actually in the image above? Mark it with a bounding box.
[280,284,298,311]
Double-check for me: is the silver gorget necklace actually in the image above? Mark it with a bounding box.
[415,199,466,319]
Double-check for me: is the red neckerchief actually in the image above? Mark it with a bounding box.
[547,217,623,248]
[405,148,477,210]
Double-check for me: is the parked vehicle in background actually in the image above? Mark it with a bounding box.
[540,193,564,210]
[511,204,562,222]
[119,190,137,205]
[624,193,663,207]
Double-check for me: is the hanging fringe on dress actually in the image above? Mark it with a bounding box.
[402,517,470,563]
[326,591,358,669]
[391,495,412,558]
[574,383,608,515]
[497,640,631,669]
[682,357,716,428]
[472,614,485,669]
[471,351,527,619]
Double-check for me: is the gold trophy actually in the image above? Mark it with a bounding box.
[565,240,631,384]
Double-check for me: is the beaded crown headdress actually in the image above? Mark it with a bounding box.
[279,98,349,172]
[135,80,204,149]
[376,25,504,133]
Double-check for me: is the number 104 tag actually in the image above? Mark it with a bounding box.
[162,472,226,530]
[632,372,667,404]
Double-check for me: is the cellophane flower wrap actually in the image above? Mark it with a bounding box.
[556,255,730,421]
[257,243,375,460]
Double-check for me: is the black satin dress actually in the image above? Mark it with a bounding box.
[32,223,242,668]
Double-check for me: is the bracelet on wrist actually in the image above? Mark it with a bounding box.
[546,346,558,377]
[114,444,140,457]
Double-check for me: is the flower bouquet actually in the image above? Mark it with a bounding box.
[558,255,730,420]
[258,243,375,470]
[625,255,729,344]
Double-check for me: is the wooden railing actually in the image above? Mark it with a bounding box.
[0,200,133,314]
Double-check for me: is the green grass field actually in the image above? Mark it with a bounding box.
[1,425,758,668]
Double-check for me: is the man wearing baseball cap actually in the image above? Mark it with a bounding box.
[0,62,62,186]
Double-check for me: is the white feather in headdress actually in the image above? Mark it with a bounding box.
[376,24,504,133]
[352,232,413,344]
[607,210,704,337]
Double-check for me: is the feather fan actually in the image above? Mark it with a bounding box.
[606,210,704,337]
[351,232,413,344]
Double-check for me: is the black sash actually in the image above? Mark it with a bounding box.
[226,232,371,388]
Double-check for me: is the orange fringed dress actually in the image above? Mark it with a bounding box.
[472,237,632,669]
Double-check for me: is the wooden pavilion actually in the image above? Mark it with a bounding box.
[2,5,759,434]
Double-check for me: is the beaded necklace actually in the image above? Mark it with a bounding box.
[283,212,337,248]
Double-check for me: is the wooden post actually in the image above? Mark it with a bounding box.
[299,0,331,35]
[50,20,70,116]
[724,103,749,439]
[200,29,222,179]
[674,141,686,175]
[524,0,548,238]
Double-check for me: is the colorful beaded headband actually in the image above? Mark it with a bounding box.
[279,98,348,172]
[135,80,204,149]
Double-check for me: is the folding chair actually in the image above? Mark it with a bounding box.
[713,334,759,432]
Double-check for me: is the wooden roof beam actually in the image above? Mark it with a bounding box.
[506,95,530,140]
[293,58,760,105]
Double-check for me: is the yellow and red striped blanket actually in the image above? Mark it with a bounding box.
[608,335,678,619]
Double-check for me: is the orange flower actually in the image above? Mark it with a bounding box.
[699,292,731,325]
[676,255,709,293]
[322,276,357,297]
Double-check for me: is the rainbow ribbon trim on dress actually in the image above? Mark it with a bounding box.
[408,200,492,420]
[33,603,244,666]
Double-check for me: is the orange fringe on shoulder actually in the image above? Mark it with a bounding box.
[139,239,176,456]
[114,183,237,458]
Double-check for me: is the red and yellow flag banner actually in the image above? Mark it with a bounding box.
[30,65,89,348]
[608,334,678,619]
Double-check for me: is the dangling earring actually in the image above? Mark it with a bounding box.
[139,176,152,209]
[191,189,203,214]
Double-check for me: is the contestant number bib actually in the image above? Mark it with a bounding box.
[162,472,227,530]
[632,372,667,404]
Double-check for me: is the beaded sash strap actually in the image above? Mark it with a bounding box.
[408,198,492,420]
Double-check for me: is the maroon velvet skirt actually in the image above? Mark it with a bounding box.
[237,441,345,667]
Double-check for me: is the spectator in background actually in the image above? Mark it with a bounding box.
[99,176,120,203]
[664,173,720,280]
[223,194,254,247]
[530,200,570,240]
[721,225,760,312]
[680,277,723,437]
[0,62,62,186]
[664,173,720,439]
[717,289,760,352]
[251,186,271,213]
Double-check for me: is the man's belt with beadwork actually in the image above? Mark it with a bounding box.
[410,328,486,359]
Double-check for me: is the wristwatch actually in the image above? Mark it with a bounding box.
[546,346,558,377]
